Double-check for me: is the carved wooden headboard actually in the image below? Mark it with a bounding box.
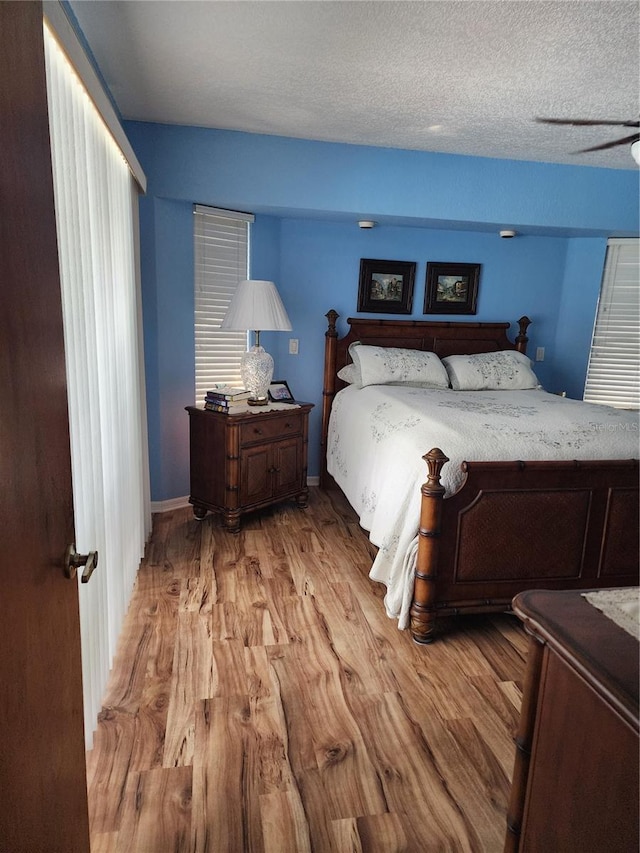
[320,310,531,487]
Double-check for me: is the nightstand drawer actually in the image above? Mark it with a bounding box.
[239,412,302,446]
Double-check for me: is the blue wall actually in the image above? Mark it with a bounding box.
[125,122,639,502]
[554,238,609,400]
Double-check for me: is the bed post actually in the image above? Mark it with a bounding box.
[410,448,449,644]
[320,309,339,489]
[515,316,531,353]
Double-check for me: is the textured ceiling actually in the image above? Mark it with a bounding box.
[69,0,640,170]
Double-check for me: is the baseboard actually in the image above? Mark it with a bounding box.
[151,478,320,514]
[151,495,190,514]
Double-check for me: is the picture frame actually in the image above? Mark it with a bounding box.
[357,258,416,314]
[268,379,295,403]
[424,262,481,315]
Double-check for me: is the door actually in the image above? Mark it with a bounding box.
[272,438,303,497]
[241,444,274,505]
[0,3,90,851]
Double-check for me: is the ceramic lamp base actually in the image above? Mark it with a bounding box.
[240,345,274,402]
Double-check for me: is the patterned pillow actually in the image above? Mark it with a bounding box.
[442,350,539,391]
[349,344,450,389]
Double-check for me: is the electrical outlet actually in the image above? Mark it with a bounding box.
[289,338,299,355]
[535,347,545,362]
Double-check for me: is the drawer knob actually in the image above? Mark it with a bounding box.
[253,428,263,435]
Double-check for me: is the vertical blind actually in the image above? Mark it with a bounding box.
[44,22,151,749]
[584,239,640,410]
[194,205,254,402]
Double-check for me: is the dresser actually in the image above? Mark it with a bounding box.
[505,588,639,852]
[186,403,313,531]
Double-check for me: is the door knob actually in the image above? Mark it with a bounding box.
[64,544,98,583]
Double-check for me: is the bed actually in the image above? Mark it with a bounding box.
[321,310,640,643]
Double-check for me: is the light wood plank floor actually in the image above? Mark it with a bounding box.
[86,487,527,852]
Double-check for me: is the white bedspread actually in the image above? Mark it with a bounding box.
[327,386,639,629]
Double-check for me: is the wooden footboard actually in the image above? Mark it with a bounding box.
[410,450,640,643]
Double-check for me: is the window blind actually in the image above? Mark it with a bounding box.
[43,1,146,192]
[584,239,640,410]
[194,205,254,402]
[44,21,150,749]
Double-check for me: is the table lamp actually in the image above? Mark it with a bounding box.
[220,279,292,404]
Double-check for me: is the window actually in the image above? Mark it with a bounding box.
[584,239,639,410]
[194,205,254,402]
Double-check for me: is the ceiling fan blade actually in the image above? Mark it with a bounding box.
[536,117,640,128]
[574,132,640,154]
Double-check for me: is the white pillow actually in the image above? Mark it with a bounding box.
[335,342,364,386]
[442,350,539,391]
[350,344,450,389]
[337,363,360,386]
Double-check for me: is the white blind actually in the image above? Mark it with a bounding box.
[194,205,253,402]
[43,1,145,191]
[44,21,151,749]
[584,239,640,410]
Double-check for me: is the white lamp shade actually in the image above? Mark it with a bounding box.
[632,140,640,166]
[220,279,292,331]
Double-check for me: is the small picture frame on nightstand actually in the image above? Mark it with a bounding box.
[268,380,295,403]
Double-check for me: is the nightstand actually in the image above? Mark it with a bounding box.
[185,403,314,531]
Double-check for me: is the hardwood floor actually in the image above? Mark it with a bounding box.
[86,487,527,852]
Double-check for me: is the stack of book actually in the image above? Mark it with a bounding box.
[204,386,251,413]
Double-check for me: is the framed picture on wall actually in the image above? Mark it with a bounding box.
[424,262,481,315]
[357,258,416,314]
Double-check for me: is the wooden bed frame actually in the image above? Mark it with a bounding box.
[321,310,640,643]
